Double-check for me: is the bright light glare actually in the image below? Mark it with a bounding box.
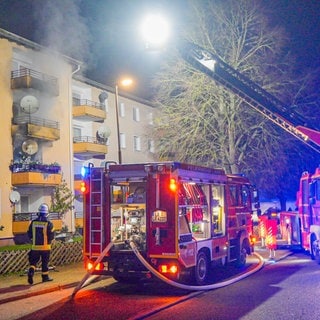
[120,78,133,87]
[141,14,170,46]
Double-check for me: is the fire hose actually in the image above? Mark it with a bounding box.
[71,239,116,298]
[129,240,264,291]
[72,238,264,298]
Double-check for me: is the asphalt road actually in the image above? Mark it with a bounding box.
[146,252,320,320]
[4,252,319,320]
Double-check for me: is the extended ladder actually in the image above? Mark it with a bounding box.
[180,41,320,154]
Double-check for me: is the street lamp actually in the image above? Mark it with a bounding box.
[115,78,133,164]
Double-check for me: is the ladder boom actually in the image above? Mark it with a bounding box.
[179,41,320,153]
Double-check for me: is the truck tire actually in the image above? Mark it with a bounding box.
[195,251,209,285]
[310,234,316,260]
[237,241,247,267]
[312,239,320,264]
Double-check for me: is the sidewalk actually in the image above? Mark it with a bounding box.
[0,261,87,304]
[0,247,293,305]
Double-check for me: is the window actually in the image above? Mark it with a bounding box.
[211,184,225,236]
[119,102,125,117]
[148,112,153,125]
[148,139,155,153]
[120,133,126,148]
[179,183,210,239]
[241,185,250,208]
[133,107,140,122]
[73,127,81,138]
[20,196,29,213]
[134,136,141,151]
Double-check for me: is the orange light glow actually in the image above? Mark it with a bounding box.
[250,236,257,245]
[86,261,104,271]
[159,264,178,274]
[169,265,178,274]
[80,181,87,193]
[169,178,177,192]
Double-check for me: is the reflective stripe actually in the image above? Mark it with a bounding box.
[31,221,51,250]
[32,244,51,250]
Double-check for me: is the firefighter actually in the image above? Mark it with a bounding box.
[27,203,55,284]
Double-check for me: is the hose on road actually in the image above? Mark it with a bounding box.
[130,240,264,291]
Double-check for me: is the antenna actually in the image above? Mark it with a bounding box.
[22,139,38,155]
[20,95,39,114]
[96,126,111,143]
[9,190,21,204]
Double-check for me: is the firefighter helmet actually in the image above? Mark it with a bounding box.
[38,203,49,217]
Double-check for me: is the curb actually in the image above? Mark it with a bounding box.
[0,281,79,305]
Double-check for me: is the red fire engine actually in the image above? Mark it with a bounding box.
[279,167,320,262]
[82,162,258,284]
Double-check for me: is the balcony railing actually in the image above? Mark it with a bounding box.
[12,116,60,141]
[12,212,63,234]
[72,97,105,110]
[13,212,62,222]
[11,68,59,96]
[73,136,108,160]
[72,97,106,122]
[73,136,106,144]
[13,116,59,129]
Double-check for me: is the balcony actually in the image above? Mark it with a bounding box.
[73,97,106,122]
[11,68,59,96]
[73,136,108,160]
[12,116,60,141]
[10,162,62,187]
[12,212,63,234]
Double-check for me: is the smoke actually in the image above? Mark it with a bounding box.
[33,0,91,66]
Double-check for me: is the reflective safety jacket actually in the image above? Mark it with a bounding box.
[27,217,55,251]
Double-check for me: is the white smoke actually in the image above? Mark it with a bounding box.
[33,0,91,65]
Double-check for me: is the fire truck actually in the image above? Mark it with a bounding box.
[279,168,320,262]
[82,162,258,284]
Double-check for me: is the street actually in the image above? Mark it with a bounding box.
[146,252,320,320]
[3,251,319,320]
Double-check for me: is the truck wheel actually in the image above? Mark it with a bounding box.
[312,240,320,264]
[237,243,247,267]
[315,249,320,265]
[195,252,209,285]
[310,235,316,260]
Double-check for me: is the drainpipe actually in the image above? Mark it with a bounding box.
[68,64,81,232]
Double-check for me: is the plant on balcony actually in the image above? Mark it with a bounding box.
[9,159,61,174]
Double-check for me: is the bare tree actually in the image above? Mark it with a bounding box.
[151,0,317,206]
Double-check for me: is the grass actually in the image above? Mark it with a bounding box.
[0,244,31,252]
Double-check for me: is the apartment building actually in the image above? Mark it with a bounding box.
[0,28,158,246]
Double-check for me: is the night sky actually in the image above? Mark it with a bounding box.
[0,0,319,98]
